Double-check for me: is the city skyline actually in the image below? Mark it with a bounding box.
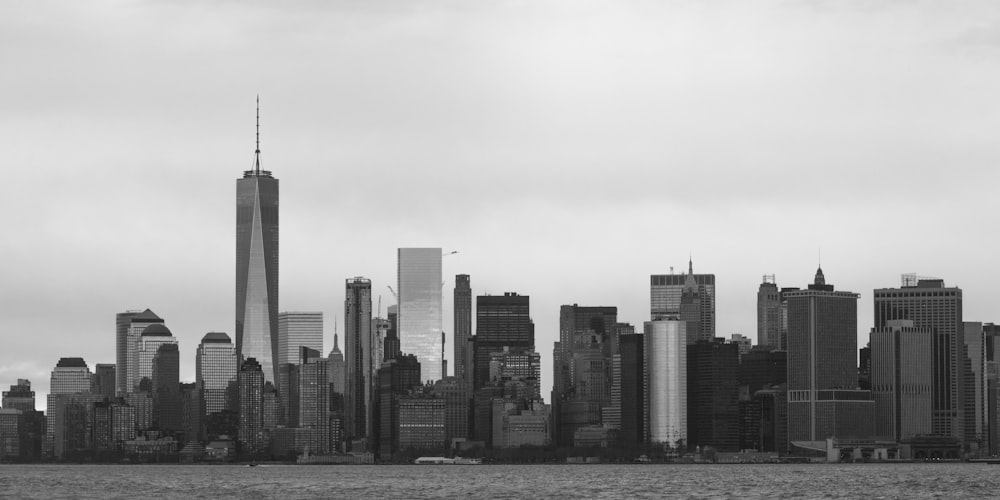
[4,1,1000,407]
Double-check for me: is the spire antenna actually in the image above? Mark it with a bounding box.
[254,95,261,176]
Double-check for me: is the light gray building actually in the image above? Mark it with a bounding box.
[871,319,933,441]
[398,248,443,383]
[644,318,687,448]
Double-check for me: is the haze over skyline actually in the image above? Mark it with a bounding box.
[3,1,999,407]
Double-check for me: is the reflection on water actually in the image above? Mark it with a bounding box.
[1,463,998,499]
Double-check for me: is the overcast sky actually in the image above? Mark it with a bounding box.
[3,1,999,409]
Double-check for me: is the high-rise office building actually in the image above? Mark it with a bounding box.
[345,277,373,442]
[278,312,323,366]
[474,293,534,391]
[874,276,964,443]
[291,347,330,454]
[984,323,1000,455]
[377,354,422,457]
[328,333,345,395]
[964,321,987,453]
[135,324,177,393]
[152,343,181,432]
[618,332,645,446]
[870,319,933,441]
[46,358,92,457]
[644,318,687,447]
[431,377,470,445]
[91,364,116,400]
[454,274,472,383]
[197,332,238,420]
[787,268,873,447]
[236,103,279,386]
[553,304,616,445]
[238,358,265,455]
[650,259,715,339]
[757,276,781,349]
[687,339,740,452]
[397,248,443,383]
[115,309,164,395]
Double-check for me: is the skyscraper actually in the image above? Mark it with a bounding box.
[650,259,715,339]
[644,318,687,447]
[345,277,373,441]
[686,339,740,452]
[474,293,534,390]
[135,324,177,393]
[454,274,472,384]
[238,358,265,456]
[115,309,164,395]
[91,364,116,400]
[236,100,279,385]
[870,319,933,441]
[397,248,443,382]
[874,276,964,443]
[197,332,238,418]
[152,343,181,432]
[786,268,872,447]
[278,312,323,367]
[757,276,781,349]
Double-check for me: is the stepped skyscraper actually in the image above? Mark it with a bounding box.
[236,98,279,385]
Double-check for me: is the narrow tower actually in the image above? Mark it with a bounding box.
[236,97,280,385]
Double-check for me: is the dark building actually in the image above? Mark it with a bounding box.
[179,382,200,444]
[3,379,36,413]
[755,384,788,454]
[384,305,400,362]
[91,364,116,400]
[236,104,280,386]
[618,332,645,446]
[787,268,873,448]
[985,323,1000,455]
[757,276,782,349]
[553,304,617,446]
[874,276,965,446]
[238,358,265,456]
[473,293,534,391]
[739,349,787,395]
[152,343,181,433]
[687,339,740,452]
[397,395,446,451]
[377,354,421,457]
[453,274,472,389]
[432,377,469,446]
[345,277,373,443]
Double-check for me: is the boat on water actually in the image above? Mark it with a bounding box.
[414,456,483,465]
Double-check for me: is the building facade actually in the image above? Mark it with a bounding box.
[453,274,472,385]
[786,268,873,448]
[345,277,373,442]
[236,126,279,385]
[757,276,782,349]
[644,319,687,447]
[873,277,965,444]
[196,332,238,418]
[397,248,443,383]
[871,319,933,441]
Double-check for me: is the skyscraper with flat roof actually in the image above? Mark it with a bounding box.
[236,101,279,385]
[152,343,181,432]
[278,312,323,366]
[786,268,873,447]
[345,277,373,441]
[397,248,443,382]
[874,276,964,443]
[454,274,472,383]
[871,320,933,441]
[644,318,687,447]
[46,358,92,457]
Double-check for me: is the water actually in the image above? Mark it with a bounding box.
[0,463,997,499]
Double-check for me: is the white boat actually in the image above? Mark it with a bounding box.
[413,456,483,465]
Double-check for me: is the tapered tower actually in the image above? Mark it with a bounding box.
[236,97,279,385]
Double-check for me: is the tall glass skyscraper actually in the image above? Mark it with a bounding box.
[397,248,443,383]
[236,102,279,385]
[644,319,686,447]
